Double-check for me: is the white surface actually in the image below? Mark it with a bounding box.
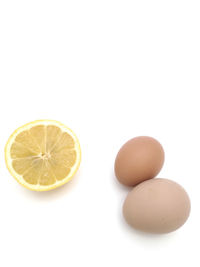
[0,1,199,266]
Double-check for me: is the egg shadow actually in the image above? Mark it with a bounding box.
[118,208,177,244]
[19,168,82,202]
[111,171,132,194]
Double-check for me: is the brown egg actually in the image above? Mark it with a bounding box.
[123,178,191,234]
[114,136,164,186]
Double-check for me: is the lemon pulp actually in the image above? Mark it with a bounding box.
[5,120,81,191]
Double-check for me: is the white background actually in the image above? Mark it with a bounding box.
[0,0,199,266]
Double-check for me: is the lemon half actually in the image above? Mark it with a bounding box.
[5,120,81,191]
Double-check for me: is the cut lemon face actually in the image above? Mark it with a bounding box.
[5,120,81,191]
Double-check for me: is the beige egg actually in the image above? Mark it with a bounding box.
[123,178,191,234]
[115,136,164,186]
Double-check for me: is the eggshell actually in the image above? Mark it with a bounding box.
[115,136,164,186]
[123,178,191,234]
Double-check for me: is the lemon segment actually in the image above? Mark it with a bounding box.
[5,120,81,191]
